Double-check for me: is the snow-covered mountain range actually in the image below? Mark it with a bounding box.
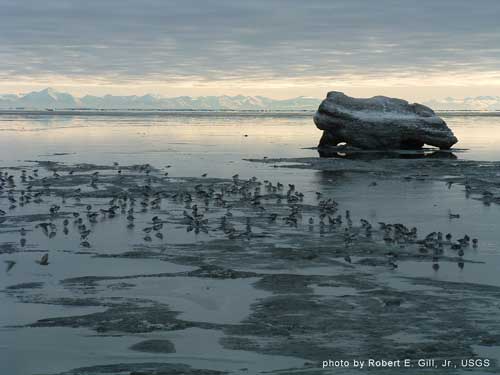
[0,88,319,110]
[423,96,500,111]
[2,88,499,111]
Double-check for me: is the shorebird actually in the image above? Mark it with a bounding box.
[4,260,16,272]
[36,254,49,266]
[36,222,56,235]
[268,213,278,222]
[80,229,91,239]
[388,260,398,269]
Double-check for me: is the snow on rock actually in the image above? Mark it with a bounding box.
[314,91,458,150]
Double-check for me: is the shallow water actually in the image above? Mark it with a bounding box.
[1,112,500,374]
[2,112,499,169]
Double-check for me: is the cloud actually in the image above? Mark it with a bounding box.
[1,0,500,95]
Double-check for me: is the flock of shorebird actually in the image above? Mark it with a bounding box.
[1,164,478,273]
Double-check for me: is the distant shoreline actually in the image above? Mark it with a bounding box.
[1,108,500,117]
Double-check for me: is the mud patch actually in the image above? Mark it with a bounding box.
[29,303,219,334]
[129,339,176,353]
[48,362,226,375]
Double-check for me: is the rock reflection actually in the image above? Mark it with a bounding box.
[318,147,457,160]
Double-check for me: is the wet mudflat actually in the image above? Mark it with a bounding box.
[1,113,500,374]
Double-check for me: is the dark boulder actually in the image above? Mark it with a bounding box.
[314,92,458,150]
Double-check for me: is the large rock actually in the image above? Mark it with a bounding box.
[314,92,458,150]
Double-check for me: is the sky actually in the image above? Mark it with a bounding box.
[1,0,500,101]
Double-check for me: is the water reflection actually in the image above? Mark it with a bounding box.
[2,112,500,373]
[318,147,458,160]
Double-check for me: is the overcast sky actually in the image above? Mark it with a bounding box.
[1,0,500,99]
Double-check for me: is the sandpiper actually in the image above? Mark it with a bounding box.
[4,260,16,272]
[36,254,49,266]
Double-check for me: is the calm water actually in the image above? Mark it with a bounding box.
[1,112,500,273]
[1,112,500,374]
[1,112,499,168]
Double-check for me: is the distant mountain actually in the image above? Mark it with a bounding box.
[423,96,500,111]
[0,88,320,110]
[3,89,500,111]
